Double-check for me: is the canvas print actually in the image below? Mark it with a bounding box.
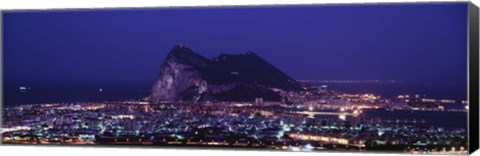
[1,2,472,155]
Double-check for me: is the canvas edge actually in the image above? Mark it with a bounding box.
[0,9,4,146]
[468,1,479,154]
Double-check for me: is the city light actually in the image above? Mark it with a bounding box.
[1,85,468,153]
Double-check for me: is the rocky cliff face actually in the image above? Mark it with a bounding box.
[147,45,303,102]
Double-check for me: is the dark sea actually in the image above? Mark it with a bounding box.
[316,82,467,100]
[358,109,467,129]
[4,82,467,107]
[313,109,467,129]
[3,83,151,107]
[3,82,468,129]
[310,82,468,110]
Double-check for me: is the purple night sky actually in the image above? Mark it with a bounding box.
[3,3,468,87]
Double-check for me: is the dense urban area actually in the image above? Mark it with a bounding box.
[2,84,468,154]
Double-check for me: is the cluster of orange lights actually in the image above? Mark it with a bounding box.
[288,133,349,145]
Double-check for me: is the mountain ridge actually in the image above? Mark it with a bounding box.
[148,45,303,102]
